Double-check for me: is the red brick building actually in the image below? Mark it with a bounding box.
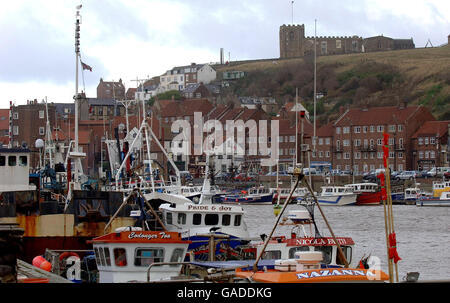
[332,103,435,173]
[411,120,450,170]
[97,78,125,100]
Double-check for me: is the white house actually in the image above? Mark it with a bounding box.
[197,64,217,85]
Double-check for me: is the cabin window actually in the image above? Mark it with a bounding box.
[114,248,127,267]
[19,156,27,167]
[134,248,164,266]
[222,214,231,226]
[193,214,202,225]
[0,156,5,166]
[177,213,186,225]
[104,247,111,266]
[98,247,106,267]
[170,248,185,266]
[94,247,101,266]
[336,246,352,265]
[314,246,332,264]
[205,214,219,225]
[166,212,173,225]
[262,250,281,259]
[8,156,16,166]
[234,215,241,226]
[288,246,310,258]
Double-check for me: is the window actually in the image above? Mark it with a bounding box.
[336,40,342,49]
[430,151,435,159]
[193,214,202,225]
[8,156,16,166]
[101,247,110,266]
[13,112,18,119]
[430,137,435,145]
[288,246,309,258]
[419,151,424,159]
[325,138,330,145]
[0,156,5,166]
[389,138,394,146]
[344,152,350,159]
[262,250,281,260]
[354,126,361,133]
[39,127,45,135]
[321,41,327,55]
[424,137,429,145]
[318,138,323,145]
[398,152,403,158]
[343,140,350,146]
[234,215,241,226]
[354,139,361,147]
[355,152,361,159]
[388,125,396,132]
[289,136,295,142]
[314,246,332,264]
[205,214,219,225]
[166,212,173,225]
[370,125,375,133]
[134,248,164,266]
[13,126,18,135]
[222,214,231,226]
[94,248,101,266]
[19,156,27,167]
[377,125,384,132]
[114,248,127,267]
[336,127,341,134]
[177,213,186,225]
[398,125,403,132]
[343,127,350,134]
[337,246,352,266]
[363,126,368,133]
[418,137,423,145]
[325,151,330,158]
[170,248,185,266]
[377,139,382,146]
[389,152,395,159]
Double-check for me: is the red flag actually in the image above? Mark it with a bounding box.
[81,61,92,72]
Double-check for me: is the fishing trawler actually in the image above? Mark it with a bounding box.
[88,228,190,282]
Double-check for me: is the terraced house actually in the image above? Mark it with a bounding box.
[331,103,435,174]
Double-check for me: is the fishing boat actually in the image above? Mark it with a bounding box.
[431,180,450,198]
[271,187,310,204]
[404,187,422,205]
[298,186,357,206]
[416,191,450,207]
[220,186,273,205]
[88,228,190,282]
[344,183,381,205]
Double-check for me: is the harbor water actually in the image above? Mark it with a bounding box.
[242,204,450,281]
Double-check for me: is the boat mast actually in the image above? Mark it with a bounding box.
[313,19,317,154]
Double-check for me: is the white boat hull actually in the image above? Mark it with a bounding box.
[317,194,357,206]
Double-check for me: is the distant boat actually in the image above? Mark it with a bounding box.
[298,186,357,206]
[416,191,450,207]
[220,186,273,205]
[345,183,381,205]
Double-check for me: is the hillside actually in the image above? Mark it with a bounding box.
[215,45,450,125]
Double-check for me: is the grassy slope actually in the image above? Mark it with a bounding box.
[216,45,450,120]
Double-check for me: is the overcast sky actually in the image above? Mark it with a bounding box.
[1,0,449,108]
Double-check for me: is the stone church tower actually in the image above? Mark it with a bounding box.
[279,24,305,58]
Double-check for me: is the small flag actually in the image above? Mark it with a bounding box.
[81,61,92,72]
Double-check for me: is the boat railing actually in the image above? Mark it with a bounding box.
[146,261,240,283]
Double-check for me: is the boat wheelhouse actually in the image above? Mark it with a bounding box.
[432,180,450,198]
[158,202,249,239]
[88,228,190,282]
[345,183,381,205]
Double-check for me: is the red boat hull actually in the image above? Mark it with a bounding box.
[356,192,381,205]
